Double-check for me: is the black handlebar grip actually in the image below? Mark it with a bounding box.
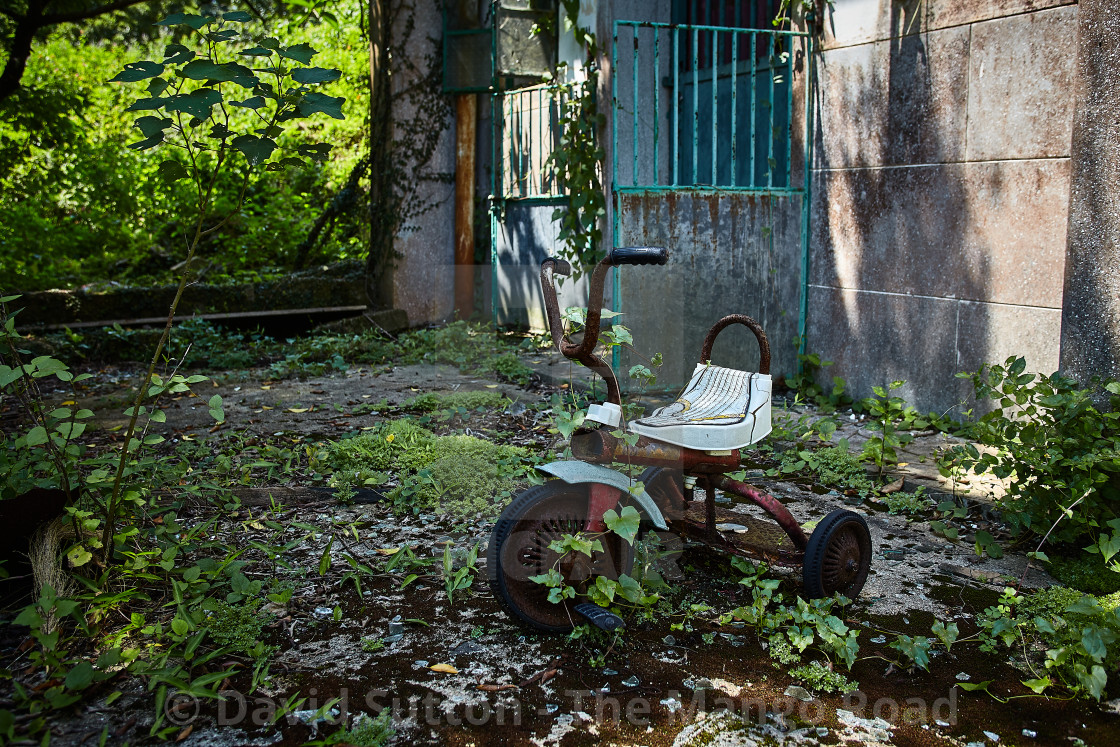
[607,246,669,266]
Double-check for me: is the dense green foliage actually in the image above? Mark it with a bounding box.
[318,419,531,521]
[941,357,1120,553]
[0,1,368,291]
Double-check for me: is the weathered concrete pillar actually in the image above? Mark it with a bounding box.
[1060,0,1120,385]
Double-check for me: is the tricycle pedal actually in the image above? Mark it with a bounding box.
[574,603,625,631]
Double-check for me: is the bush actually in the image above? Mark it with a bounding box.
[941,356,1120,555]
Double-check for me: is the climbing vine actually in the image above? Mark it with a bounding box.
[546,0,606,279]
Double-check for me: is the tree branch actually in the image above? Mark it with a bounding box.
[40,0,150,25]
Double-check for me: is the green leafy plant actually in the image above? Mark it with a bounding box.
[976,586,1120,700]
[724,561,860,671]
[97,10,345,561]
[785,346,852,414]
[529,505,661,618]
[789,660,858,694]
[546,0,605,276]
[861,380,925,478]
[441,543,480,603]
[941,357,1120,558]
[769,440,872,496]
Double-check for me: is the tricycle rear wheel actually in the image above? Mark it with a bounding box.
[802,509,872,599]
[487,482,634,633]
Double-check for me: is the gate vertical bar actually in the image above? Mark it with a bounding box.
[692,26,698,184]
[653,28,659,185]
[787,41,794,187]
[750,32,757,187]
[633,24,639,186]
[730,29,737,185]
[672,28,679,185]
[612,21,619,205]
[768,33,775,189]
[710,27,717,184]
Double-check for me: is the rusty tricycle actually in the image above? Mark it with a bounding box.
[486,247,872,632]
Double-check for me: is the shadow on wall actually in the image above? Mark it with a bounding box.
[494,203,591,330]
[810,1,989,415]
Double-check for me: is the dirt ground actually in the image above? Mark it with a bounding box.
[17,359,1120,747]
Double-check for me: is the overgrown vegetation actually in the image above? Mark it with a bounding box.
[1,1,369,291]
[940,356,1120,558]
[317,419,533,522]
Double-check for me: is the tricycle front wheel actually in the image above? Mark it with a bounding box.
[487,482,634,633]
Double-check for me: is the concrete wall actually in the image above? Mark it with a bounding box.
[809,0,1077,412]
[1060,0,1120,388]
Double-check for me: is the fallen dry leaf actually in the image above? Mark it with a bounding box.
[375,548,400,555]
[430,663,459,674]
[880,478,905,494]
[477,683,519,692]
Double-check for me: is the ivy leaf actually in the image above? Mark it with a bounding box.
[240,47,274,56]
[147,77,170,97]
[1079,667,1106,703]
[166,88,222,118]
[66,544,92,567]
[1022,677,1051,694]
[1081,627,1108,662]
[1066,596,1104,617]
[616,574,643,603]
[594,575,617,603]
[603,505,641,546]
[110,61,165,83]
[223,11,253,22]
[279,42,317,64]
[157,160,189,183]
[157,13,214,31]
[931,621,958,651]
[295,92,344,119]
[291,67,341,84]
[231,135,277,166]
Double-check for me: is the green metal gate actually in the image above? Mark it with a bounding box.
[609,20,814,374]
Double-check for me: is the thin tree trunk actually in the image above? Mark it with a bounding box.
[0,1,47,103]
[364,0,395,308]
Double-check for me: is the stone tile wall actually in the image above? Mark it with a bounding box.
[809,0,1078,412]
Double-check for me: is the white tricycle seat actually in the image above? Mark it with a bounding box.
[629,363,772,451]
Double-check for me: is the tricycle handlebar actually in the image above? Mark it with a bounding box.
[539,248,668,406]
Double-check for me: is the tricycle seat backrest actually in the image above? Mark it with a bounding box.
[628,364,771,451]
